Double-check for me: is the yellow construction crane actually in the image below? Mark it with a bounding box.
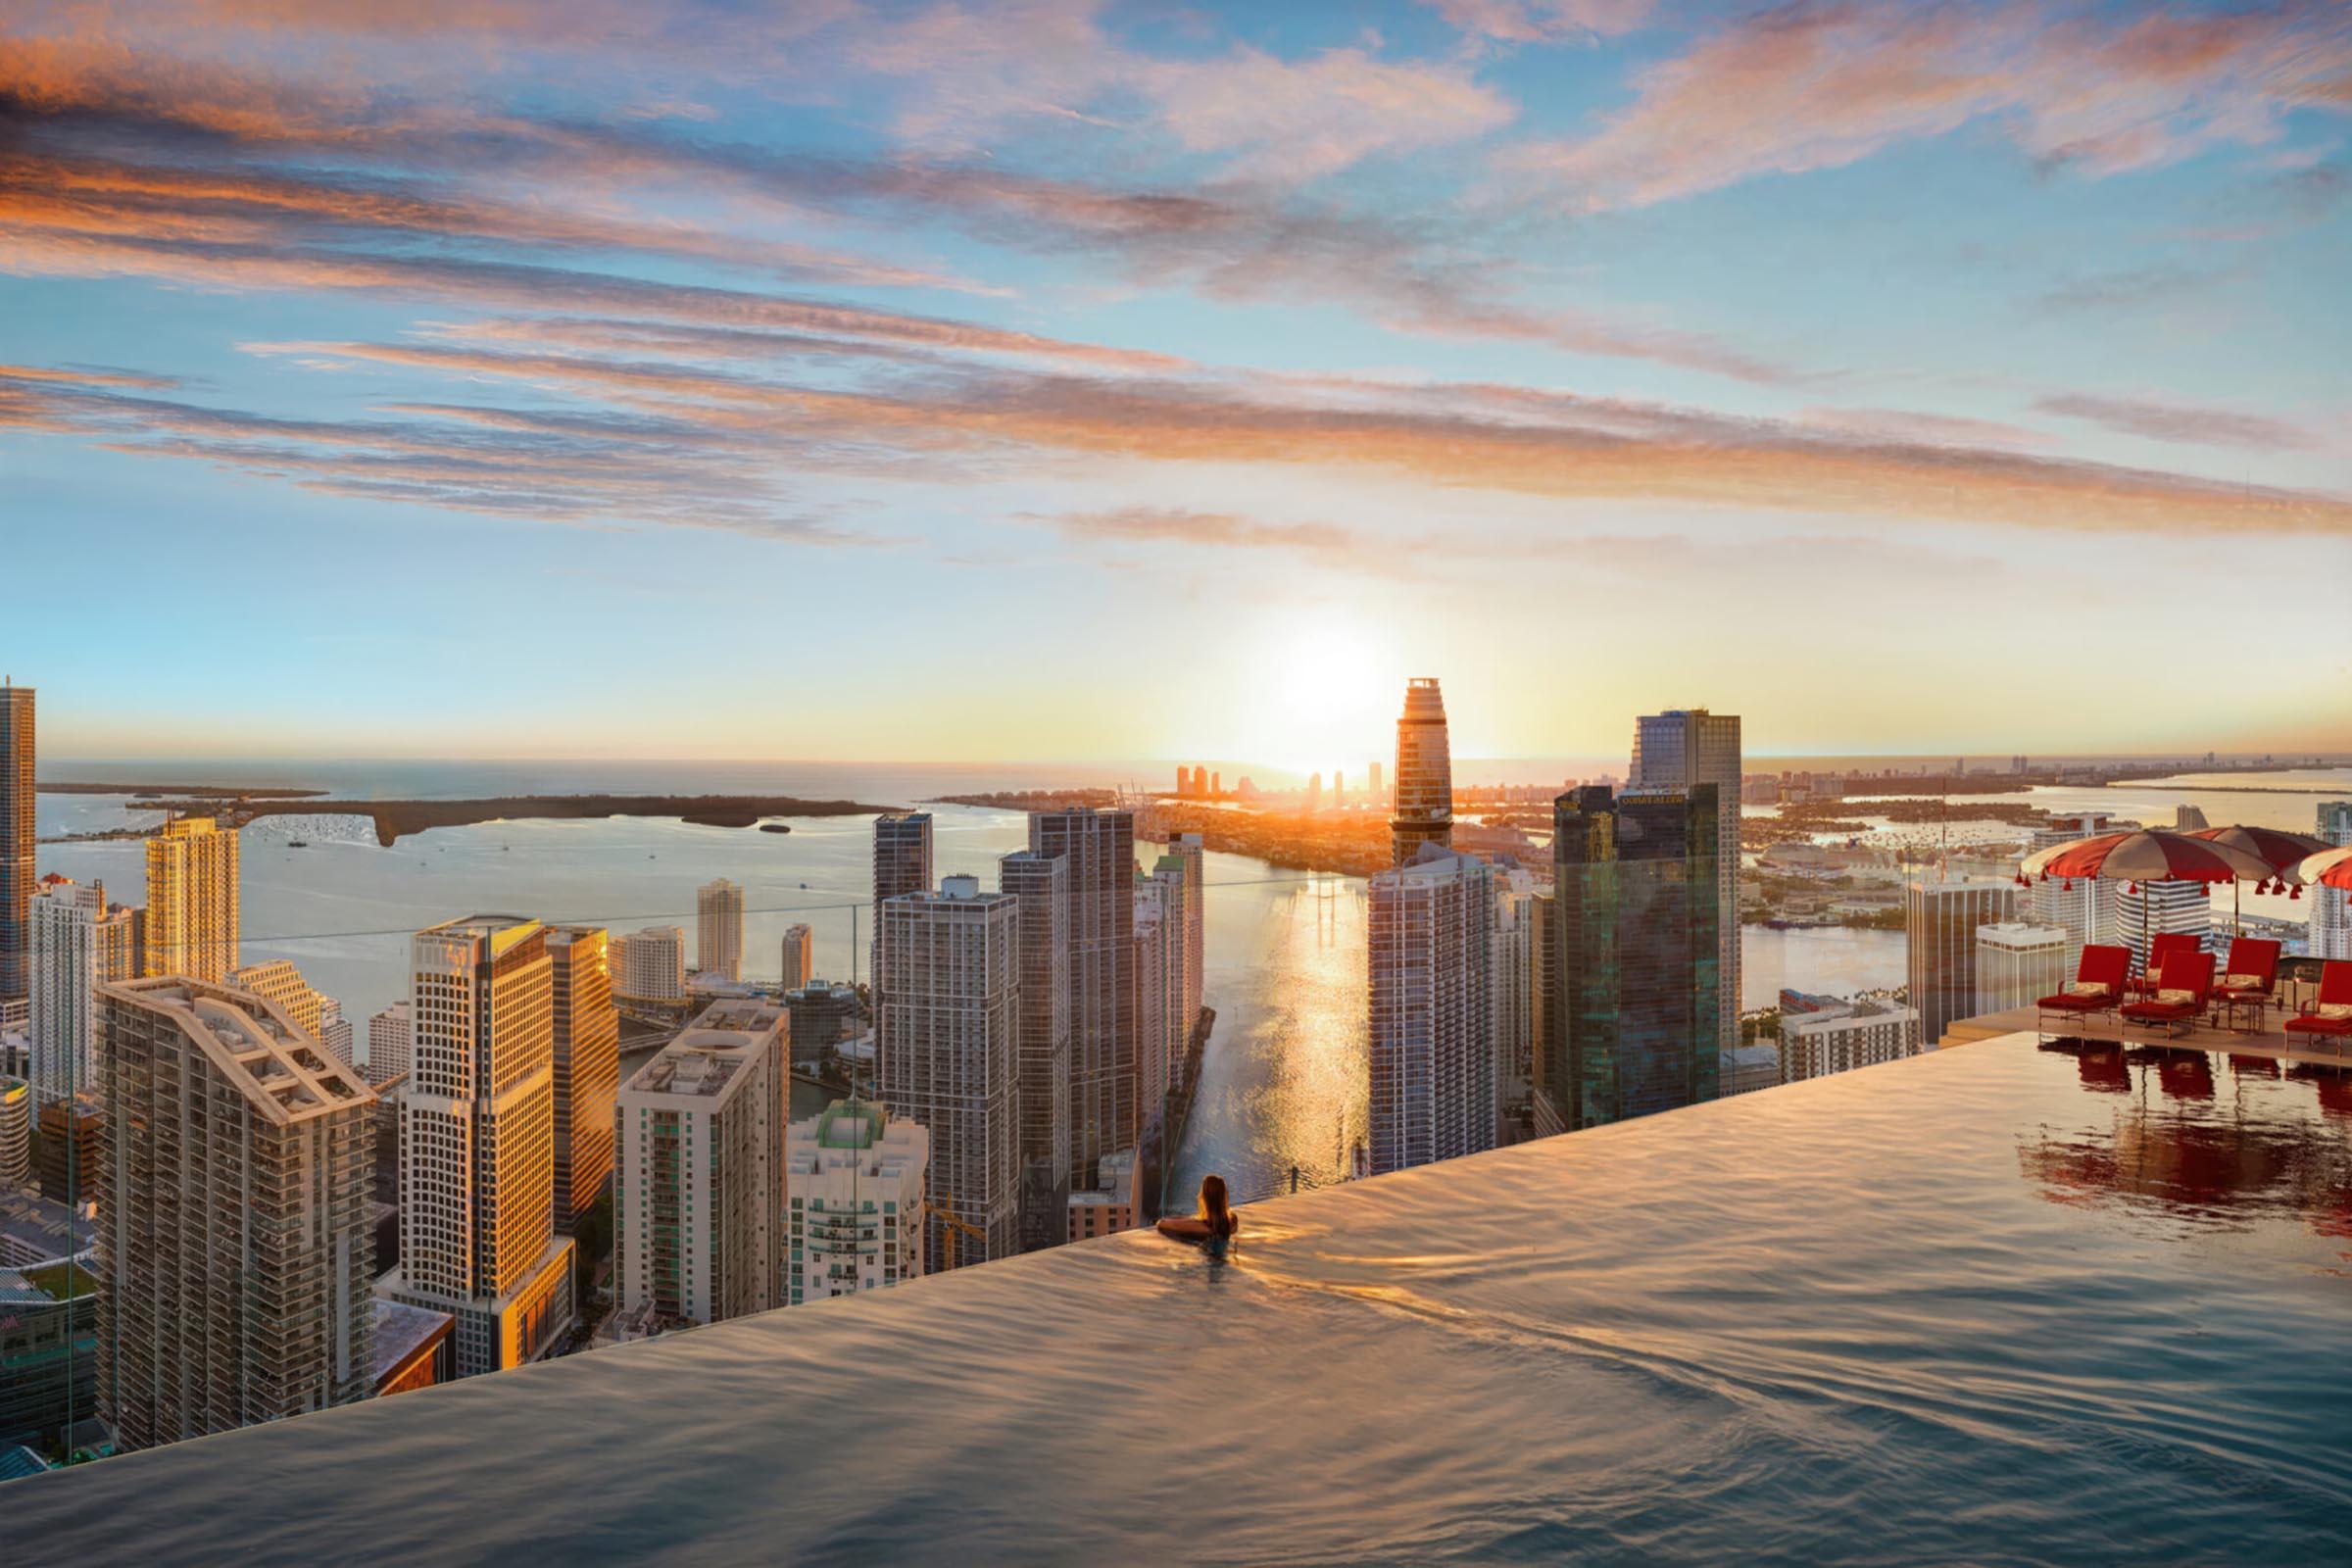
[928,1196,985,1273]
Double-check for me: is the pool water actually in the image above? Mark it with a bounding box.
[10,1034,2350,1564]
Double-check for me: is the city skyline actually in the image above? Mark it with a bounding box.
[6,5,2350,763]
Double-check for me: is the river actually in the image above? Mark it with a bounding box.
[31,761,2344,1222]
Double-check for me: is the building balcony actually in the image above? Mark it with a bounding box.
[7,1032,2351,1561]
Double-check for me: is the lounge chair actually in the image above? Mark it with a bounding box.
[2283,960,2352,1056]
[2036,944,2131,1035]
[2210,936,2280,1033]
[2119,950,2214,1040]
[2128,932,2205,998]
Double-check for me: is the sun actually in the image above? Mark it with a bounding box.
[1257,619,1393,781]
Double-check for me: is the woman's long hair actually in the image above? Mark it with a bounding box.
[1198,1174,1237,1237]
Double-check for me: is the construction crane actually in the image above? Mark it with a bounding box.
[928,1196,986,1273]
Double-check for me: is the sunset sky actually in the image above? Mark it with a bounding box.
[5,0,2348,768]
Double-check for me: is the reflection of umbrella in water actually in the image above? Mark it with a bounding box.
[2290,1061,2352,1121]
[2077,1047,2131,1094]
[2157,1052,2215,1102]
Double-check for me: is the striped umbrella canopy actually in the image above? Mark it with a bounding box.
[2186,825,2331,884]
[2020,829,2274,886]
[2297,846,2352,892]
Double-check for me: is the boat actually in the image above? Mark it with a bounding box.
[760,823,792,835]
[287,840,309,849]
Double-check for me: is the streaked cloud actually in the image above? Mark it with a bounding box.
[14,321,2349,549]
[1429,0,1656,42]
[1507,1,2352,209]
[2034,392,2323,452]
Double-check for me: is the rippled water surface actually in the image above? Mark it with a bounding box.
[13,1035,2348,1564]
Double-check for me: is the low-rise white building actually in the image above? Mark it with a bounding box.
[1974,923,2070,1016]
[1781,999,1921,1084]
[1066,1146,1140,1244]
[785,1098,927,1305]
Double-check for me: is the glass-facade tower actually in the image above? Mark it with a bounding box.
[2,683,34,1025]
[1390,678,1452,867]
[1544,785,1721,1133]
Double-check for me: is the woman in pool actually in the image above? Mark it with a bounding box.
[1156,1174,1240,1258]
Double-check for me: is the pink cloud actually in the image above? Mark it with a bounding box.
[1507,1,2352,209]
[1429,0,1655,43]
[2034,391,2323,452]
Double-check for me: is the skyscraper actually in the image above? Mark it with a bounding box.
[545,924,619,1231]
[1368,760,1384,808]
[611,925,686,1002]
[1367,845,1494,1174]
[28,879,138,1105]
[95,976,375,1451]
[318,1002,354,1068]
[1527,891,1555,1114]
[1544,786,1723,1134]
[695,878,744,982]
[1390,678,1452,867]
[0,1074,26,1186]
[2114,879,2210,974]
[2026,868,2112,969]
[143,815,240,983]
[382,916,575,1378]
[876,876,1020,1272]
[1629,709,1742,1048]
[1490,872,1541,1127]
[1029,807,1136,1186]
[871,811,933,982]
[1164,833,1205,1039]
[1904,880,2018,1049]
[1149,845,1200,1068]
[1000,848,1071,1252]
[783,1098,928,1305]
[779,922,814,991]
[612,999,785,1332]
[783,983,859,1069]
[225,957,329,1037]
[367,1001,413,1081]
[0,681,30,1032]
[2316,802,2352,961]
[1132,879,1171,1129]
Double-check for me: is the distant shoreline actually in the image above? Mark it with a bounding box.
[39,781,328,798]
[103,794,893,847]
[2111,783,2349,796]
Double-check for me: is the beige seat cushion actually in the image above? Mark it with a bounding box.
[2066,981,2110,998]
[2319,1003,2352,1021]
[2155,988,2195,1005]
[2223,973,2264,990]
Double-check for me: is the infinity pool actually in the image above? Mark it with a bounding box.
[10,1033,2350,1563]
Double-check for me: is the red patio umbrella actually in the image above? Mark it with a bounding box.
[2020,828,2274,886]
[2296,845,2352,892]
[2187,824,2329,931]
[2018,830,2274,972]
